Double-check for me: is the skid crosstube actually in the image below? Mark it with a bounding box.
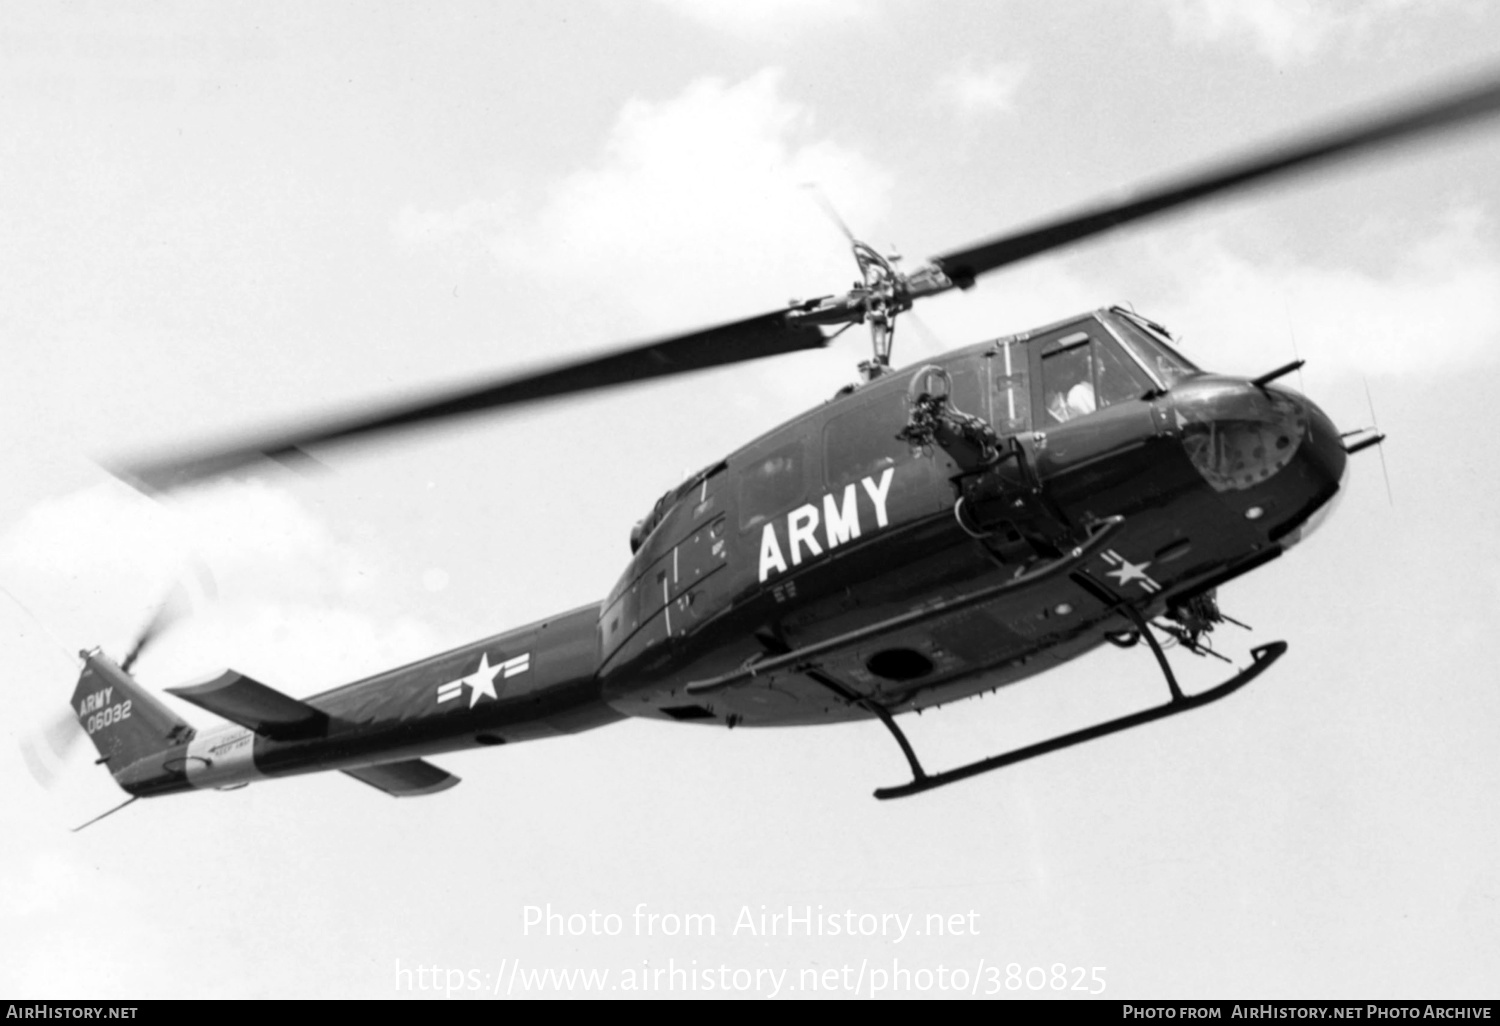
[863,543,1289,800]
[872,641,1286,800]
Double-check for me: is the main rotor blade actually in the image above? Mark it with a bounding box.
[117,309,825,492]
[932,69,1500,286]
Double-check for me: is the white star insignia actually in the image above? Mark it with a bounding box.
[1105,556,1154,587]
[1099,548,1163,593]
[459,653,502,708]
[437,653,504,707]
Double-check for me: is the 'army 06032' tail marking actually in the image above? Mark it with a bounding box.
[78,686,132,735]
[758,468,894,583]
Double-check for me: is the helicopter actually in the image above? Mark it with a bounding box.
[58,68,1500,826]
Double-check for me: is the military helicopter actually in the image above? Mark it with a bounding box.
[58,69,1500,825]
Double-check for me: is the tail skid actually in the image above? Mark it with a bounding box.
[71,795,140,833]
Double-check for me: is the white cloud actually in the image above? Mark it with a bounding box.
[936,61,1029,118]
[648,0,868,36]
[1135,209,1500,379]
[912,206,1500,382]
[2,479,341,607]
[1154,0,1438,64]
[1159,0,1338,63]
[404,69,893,331]
[0,480,439,697]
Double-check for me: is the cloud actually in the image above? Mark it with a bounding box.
[0,480,439,697]
[1153,0,1438,64]
[912,205,1500,382]
[1132,208,1500,378]
[647,0,869,36]
[2,479,344,608]
[400,69,893,332]
[936,61,1029,118]
[1157,0,1338,63]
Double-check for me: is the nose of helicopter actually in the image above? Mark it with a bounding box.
[1169,376,1348,547]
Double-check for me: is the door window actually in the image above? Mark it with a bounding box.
[738,441,805,532]
[1039,325,1153,426]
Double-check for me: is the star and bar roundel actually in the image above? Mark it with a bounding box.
[436,652,531,708]
[1100,548,1162,594]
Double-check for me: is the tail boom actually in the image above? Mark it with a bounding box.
[70,601,620,801]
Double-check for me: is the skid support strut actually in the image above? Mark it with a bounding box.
[872,641,1285,800]
[869,575,1287,800]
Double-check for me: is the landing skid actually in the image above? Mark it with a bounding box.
[871,640,1286,800]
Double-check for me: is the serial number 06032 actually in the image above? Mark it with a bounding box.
[1004,964,1106,994]
[86,700,133,735]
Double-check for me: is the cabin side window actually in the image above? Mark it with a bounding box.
[738,441,806,532]
[945,364,984,424]
[1039,326,1153,426]
[824,393,906,490]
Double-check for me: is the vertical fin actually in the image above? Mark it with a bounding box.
[71,651,193,792]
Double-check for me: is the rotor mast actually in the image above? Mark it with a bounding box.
[785,238,957,381]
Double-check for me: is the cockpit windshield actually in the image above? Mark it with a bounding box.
[1107,307,1200,388]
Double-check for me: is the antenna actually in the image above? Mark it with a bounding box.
[1363,378,1394,507]
[1281,296,1307,394]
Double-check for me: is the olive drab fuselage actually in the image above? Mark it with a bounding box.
[595,306,1346,726]
[70,69,1500,805]
[82,306,1349,800]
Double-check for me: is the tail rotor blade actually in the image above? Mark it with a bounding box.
[119,564,219,674]
[42,710,85,759]
[20,711,86,789]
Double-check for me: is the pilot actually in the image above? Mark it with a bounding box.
[1046,380,1096,424]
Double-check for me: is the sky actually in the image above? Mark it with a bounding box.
[2,0,1499,1001]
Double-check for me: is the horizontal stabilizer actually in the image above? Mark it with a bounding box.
[343,759,460,797]
[167,671,328,740]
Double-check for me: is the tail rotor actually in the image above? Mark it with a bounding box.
[18,565,216,788]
